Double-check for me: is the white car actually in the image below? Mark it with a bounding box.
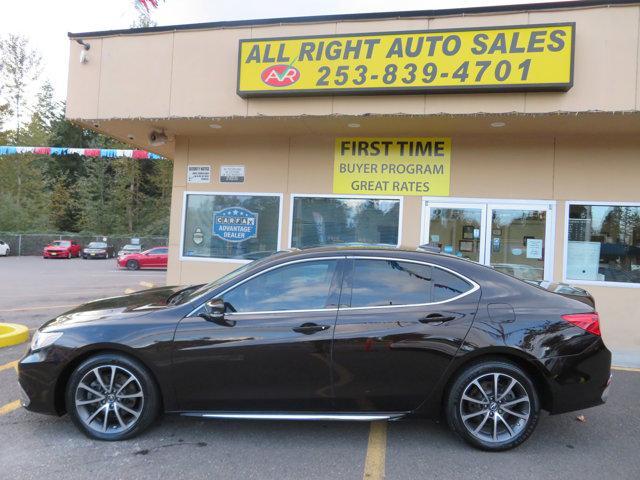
[0,240,10,256]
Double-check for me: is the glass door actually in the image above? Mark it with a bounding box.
[423,203,487,263]
[485,205,552,282]
[423,200,555,282]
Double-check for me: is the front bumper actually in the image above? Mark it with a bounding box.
[43,251,69,258]
[84,252,108,258]
[18,349,66,415]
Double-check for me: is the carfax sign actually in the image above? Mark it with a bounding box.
[237,23,574,97]
[333,137,451,196]
[212,207,258,242]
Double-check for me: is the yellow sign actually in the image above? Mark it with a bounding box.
[333,138,451,196]
[237,23,574,97]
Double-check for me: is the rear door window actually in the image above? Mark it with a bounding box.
[350,259,432,307]
[432,267,473,301]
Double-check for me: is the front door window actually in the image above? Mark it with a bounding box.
[428,205,484,262]
[489,208,547,282]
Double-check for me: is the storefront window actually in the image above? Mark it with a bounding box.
[566,204,640,284]
[291,196,400,248]
[182,193,281,260]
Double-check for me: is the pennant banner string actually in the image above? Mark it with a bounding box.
[0,146,164,160]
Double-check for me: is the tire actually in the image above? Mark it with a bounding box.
[65,353,160,441]
[67,252,72,259]
[126,260,139,271]
[445,359,540,451]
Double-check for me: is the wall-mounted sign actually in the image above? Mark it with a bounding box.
[333,137,450,196]
[220,165,246,183]
[237,23,574,97]
[187,165,211,183]
[213,207,258,243]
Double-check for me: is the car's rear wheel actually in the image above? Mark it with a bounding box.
[126,260,139,270]
[66,353,160,441]
[445,360,540,451]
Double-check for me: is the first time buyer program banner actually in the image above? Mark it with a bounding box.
[333,138,451,196]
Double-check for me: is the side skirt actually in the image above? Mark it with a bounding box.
[179,412,407,421]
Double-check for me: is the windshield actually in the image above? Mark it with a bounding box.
[123,245,139,250]
[51,241,70,247]
[88,242,107,248]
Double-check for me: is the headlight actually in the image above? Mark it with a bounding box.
[30,331,63,352]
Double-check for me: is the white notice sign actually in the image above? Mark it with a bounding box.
[566,241,601,281]
[187,165,211,183]
[526,238,543,259]
[220,165,245,183]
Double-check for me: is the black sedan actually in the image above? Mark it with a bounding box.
[82,242,115,259]
[18,247,611,450]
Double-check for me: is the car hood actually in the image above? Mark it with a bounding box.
[41,285,188,330]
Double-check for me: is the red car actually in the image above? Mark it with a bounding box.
[117,246,168,270]
[43,240,82,259]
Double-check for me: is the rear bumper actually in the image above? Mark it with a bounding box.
[542,338,612,415]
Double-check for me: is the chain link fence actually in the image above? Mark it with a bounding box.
[0,232,168,256]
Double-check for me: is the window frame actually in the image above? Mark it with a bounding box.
[341,256,479,311]
[563,200,640,289]
[180,190,284,264]
[287,193,404,249]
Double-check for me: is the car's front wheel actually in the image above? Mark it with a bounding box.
[66,353,160,441]
[126,260,139,270]
[445,360,540,451]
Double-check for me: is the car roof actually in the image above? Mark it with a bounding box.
[267,245,455,262]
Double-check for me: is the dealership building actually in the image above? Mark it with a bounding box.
[66,0,640,365]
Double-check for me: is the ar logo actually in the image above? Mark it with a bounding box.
[261,64,300,87]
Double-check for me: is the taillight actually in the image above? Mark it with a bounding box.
[561,312,601,336]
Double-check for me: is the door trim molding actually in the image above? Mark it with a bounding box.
[180,412,406,421]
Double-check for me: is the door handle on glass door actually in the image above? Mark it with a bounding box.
[293,323,330,335]
[419,313,457,324]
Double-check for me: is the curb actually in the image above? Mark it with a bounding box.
[0,323,29,348]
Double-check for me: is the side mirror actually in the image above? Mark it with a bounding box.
[199,298,235,327]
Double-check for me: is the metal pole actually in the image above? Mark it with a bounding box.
[18,234,22,256]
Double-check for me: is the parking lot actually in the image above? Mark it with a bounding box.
[0,256,639,479]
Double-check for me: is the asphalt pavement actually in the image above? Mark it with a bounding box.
[0,256,638,479]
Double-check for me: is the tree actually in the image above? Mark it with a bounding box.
[0,34,42,143]
[23,80,60,145]
[48,175,78,232]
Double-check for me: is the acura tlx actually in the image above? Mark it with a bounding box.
[18,246,611,451]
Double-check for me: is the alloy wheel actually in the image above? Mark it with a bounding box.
[459,372,531,443]
[74,365,144,435]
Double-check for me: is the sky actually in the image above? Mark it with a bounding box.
[2,0,573,102]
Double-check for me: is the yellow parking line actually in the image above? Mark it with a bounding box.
[612,365,640,373]
[139,281,155,289]
[363,421,388,480]
[0,360,17,373]
[124,288,136,294]
[0,304,76,313]
[0,400,21,416]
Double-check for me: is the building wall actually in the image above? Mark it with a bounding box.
[66,4,640,121]
[167,133,640,361]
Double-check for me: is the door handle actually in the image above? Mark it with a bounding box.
[293,323,331,335]
[419,313,457,324]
